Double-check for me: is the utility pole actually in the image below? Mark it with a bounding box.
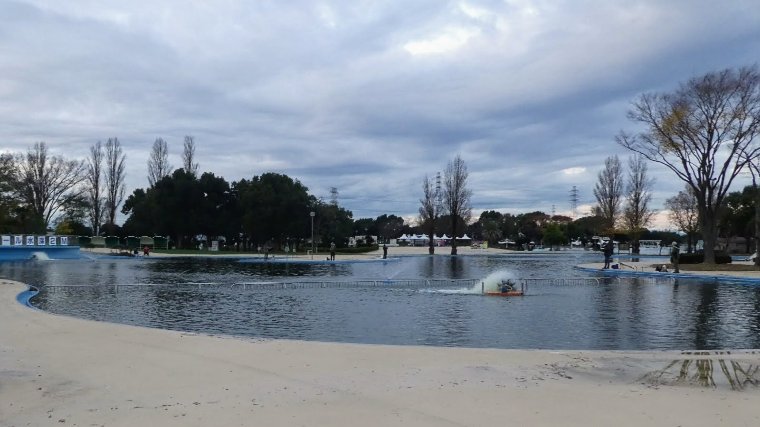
[310,211,315,259]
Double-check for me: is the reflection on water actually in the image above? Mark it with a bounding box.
[642,356,760,391]
[2,254,760,350]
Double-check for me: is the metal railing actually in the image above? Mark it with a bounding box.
[41,277,606,294]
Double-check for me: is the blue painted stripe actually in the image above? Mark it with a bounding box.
[16,286,40,309]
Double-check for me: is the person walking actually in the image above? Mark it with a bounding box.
[382,244,388,259]
[670,242,680,273]
[330,241,336,261]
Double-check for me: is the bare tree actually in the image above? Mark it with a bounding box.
[86,141,104,235]
[147,138,172,187]
[104,138,126,230]
[623,155,655,254]
[419,175,438,255]
[593,155,624,233]
[14,142,86,229]
[618,66,760,263]
[182,135,199,177]
[0,153,18,230]
[665,186,700,253]
[0,153,15,201]
[443,155,472,255]
[742,157,760,266]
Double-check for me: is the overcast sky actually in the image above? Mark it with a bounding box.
[1,0,759,229]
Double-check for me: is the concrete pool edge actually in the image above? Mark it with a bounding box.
[576,263,760,285]
[2,279,760,426]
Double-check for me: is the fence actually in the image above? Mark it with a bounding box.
[41,277,608,294]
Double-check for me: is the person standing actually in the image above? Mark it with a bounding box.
[330,241,336,261]
[670,242,680,273]
[382,244,388,259]
[602,241,613,269]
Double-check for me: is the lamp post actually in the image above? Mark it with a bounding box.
[310,211,315,259]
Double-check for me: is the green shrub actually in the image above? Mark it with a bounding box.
[678,252,732,264]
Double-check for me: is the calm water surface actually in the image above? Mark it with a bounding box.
[2,252,759,350]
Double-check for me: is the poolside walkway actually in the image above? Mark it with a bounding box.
[577,260,760,283]
[2,279,759,426]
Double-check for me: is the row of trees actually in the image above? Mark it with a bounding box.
[618,65,760,263]
[591,154,655,254]
[122,170,356,250]
[466,64,760,263]
[465,209,681,251]
[0,137,202,236]
[2,66,758,263]
[419,155,472,255]
[0,142,123,235]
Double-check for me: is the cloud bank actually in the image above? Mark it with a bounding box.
[1,0,758,228]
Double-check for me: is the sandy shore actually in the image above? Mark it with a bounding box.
[2,280,759,426]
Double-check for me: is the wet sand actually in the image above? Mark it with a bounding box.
[2,279,759,426]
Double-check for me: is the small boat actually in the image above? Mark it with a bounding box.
[484,280,524,297]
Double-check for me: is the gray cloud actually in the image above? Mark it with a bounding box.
[1,0,759,228]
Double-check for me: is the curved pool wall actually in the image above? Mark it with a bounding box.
[4,253,760,351]
[15,286,40,308]
[0,245,81,261]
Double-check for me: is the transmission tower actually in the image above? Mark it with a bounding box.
[569,186,579,219]
[329,187,338,206]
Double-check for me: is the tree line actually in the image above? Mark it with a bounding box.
[438,65,760,264]
[2,65,758,261]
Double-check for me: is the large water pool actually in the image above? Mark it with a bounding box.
[2,252,759,350]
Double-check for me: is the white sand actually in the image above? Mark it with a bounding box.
[2,279,759,426]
